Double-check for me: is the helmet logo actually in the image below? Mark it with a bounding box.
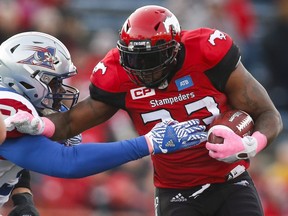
[18,46,58,70]
[163,15,181,34]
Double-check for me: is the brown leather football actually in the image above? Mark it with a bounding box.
[207,110,254,144]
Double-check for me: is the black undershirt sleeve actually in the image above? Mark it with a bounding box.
[89,83,126,110]
[204,43,241,92]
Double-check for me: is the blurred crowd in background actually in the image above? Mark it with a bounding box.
[1,0,288,215]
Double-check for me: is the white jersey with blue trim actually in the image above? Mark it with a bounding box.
[0,87,38,208]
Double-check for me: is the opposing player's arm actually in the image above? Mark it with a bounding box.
[224,62,283,145]
[47,96,118,141]
[0,120,206,178]
[0,135,149,178]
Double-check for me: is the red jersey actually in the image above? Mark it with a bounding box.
[90,28,249,188]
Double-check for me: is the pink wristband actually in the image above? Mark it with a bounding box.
[42,117,55,138]
[252,131,267,153]
[144,135,154,154]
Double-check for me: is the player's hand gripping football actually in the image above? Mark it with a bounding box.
[206,126,267,163]
[5,110,55,137]
[145,119,207,154]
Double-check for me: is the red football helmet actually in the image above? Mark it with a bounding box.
[117,5,181,88]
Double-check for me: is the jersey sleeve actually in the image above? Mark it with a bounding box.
[89,49,127,109]
[200,28,241,92]
[90,48,122,93]
[0,135,149,178]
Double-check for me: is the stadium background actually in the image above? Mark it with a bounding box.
[1,0,288,215]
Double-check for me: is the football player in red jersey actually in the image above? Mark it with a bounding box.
[8,5,283,216]
[0,30,206,215]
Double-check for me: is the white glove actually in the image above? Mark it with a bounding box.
[206,125,267,163]
[145,119,207,154]
[5,110,55,137]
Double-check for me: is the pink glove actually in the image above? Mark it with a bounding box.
[206,125,267,163]
[5,110,55,137]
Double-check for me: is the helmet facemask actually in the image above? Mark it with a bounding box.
[118,39,180,88]
[38,72,79,111]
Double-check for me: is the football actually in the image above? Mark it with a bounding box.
[207,110,254,144]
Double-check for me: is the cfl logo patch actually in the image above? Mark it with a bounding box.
[130,87,155,100]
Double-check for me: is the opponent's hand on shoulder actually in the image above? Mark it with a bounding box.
[5,110,55,137]
[206,126,267,163]
[8,192,40,216]
[145,119,207,154]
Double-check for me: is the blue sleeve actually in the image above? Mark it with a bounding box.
[0,135,150,178]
